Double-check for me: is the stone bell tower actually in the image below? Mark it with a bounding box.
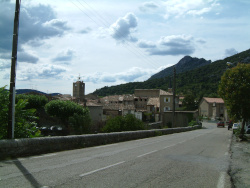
[73,75,85,102]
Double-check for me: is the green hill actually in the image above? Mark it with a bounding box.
[92,49,250,98]
[149,55,211,80]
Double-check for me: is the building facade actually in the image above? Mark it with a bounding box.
[199,97,228,121]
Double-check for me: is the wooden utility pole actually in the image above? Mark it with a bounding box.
[172,67,176,128]
[7,0,21,139]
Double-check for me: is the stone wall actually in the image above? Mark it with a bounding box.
[0,125,202,160]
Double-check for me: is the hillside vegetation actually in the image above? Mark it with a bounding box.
[93,49,250,98]
[149,55,211,80]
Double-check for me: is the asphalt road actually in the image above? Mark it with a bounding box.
[0,122,232,188]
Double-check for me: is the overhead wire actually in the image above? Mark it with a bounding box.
[69,0,161,70]
[78,0,161,69]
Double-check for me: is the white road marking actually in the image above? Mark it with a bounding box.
[94,144,118,149]
[31,154,57,159]
[137,150,158,158]
[164,144,176,149]
[217,172,226,188]
[79,161,125,177]
[178,141,186,144]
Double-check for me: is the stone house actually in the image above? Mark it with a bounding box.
[199,97,228,121]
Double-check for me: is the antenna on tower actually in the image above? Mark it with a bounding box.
[78,73,81,81]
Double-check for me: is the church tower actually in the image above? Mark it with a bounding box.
[73,75,85,102]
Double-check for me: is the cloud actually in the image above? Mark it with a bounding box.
[196,39,206,44]
[0,60,11,71]
[18,51,39,64]
[17,64,67,81]
[52,49,75,63]
[109,13,138,42]
[83,66,170,84]
[146,35,195,56]
[163,0,220,19]
[0,2,70,67]
[224,48,238,57]
[137,40,156,48]
[42,19,70,31]
[79,27,92,34]
[187,7,211,16]
[139,2,159,12]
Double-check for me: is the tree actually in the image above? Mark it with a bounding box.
[182,92,197,111]
[45,100,84,123]
[45,100,91,133]
[69,109,91,134]
[0,86,40,139]
[218,63,250,139]
[16,94,48,109]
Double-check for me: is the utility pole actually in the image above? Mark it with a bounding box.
[7,0,21,139]
[172,67,176,128]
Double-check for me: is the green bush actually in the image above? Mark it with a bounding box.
[102,114,145,133]
[0,86,40,139]
[69,109,91,134]
[45,100,84,123]
[45,100,92,133]
[188,120,197,127]
[16,94,48,109]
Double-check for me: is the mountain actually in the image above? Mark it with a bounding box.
[15,89,60,96]
[149,56,211,80]
[92,49,250,98]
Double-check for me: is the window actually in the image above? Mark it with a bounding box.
[164,106,170,112]
[164,97,170,103]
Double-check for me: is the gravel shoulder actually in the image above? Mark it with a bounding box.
[230,134,250,188]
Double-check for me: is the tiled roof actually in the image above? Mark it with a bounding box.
[203,97,224,104]
[147,97,160,107]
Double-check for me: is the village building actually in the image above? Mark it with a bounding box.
[198,97,229,121]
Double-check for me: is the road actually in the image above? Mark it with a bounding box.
[0,122,232,188]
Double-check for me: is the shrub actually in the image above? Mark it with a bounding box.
[188,120,197,127]
[45,100,84,123]
[102,114,145,133]
[69,109,91,134]
[45,100,91,133]
[0,86,40,139]
[16,94,48,109]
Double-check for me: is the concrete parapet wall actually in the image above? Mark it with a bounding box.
[0,125,202,160]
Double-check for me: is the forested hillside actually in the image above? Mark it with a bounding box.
[92,49,250,98]
[149,55,211,80]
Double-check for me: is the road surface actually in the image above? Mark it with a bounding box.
[0,122,232,188]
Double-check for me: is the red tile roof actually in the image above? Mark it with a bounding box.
[203,97,224,104]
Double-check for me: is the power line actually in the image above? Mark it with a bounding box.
[69,0,161,69]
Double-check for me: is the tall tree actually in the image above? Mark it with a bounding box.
[218,63,250,139]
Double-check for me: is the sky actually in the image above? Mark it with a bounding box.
[0,0,250,95]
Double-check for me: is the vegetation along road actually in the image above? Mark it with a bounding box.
[0,122,232,188]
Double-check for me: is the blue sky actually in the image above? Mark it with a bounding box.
[0,0,249,94]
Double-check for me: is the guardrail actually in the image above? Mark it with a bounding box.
[0,125,202,160]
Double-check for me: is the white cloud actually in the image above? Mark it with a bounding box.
[139,2,159,12]
[224,48,238,58]
[137,40,156,48]
[52,49,75,63]
[83,66,170,84]
[79,27,92,34]
[42,19,70,31]
[18,51,39,64]
[109,13,138,42]
[146,35,195,56]
[17,64,67,81]
[163,0,220,19]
